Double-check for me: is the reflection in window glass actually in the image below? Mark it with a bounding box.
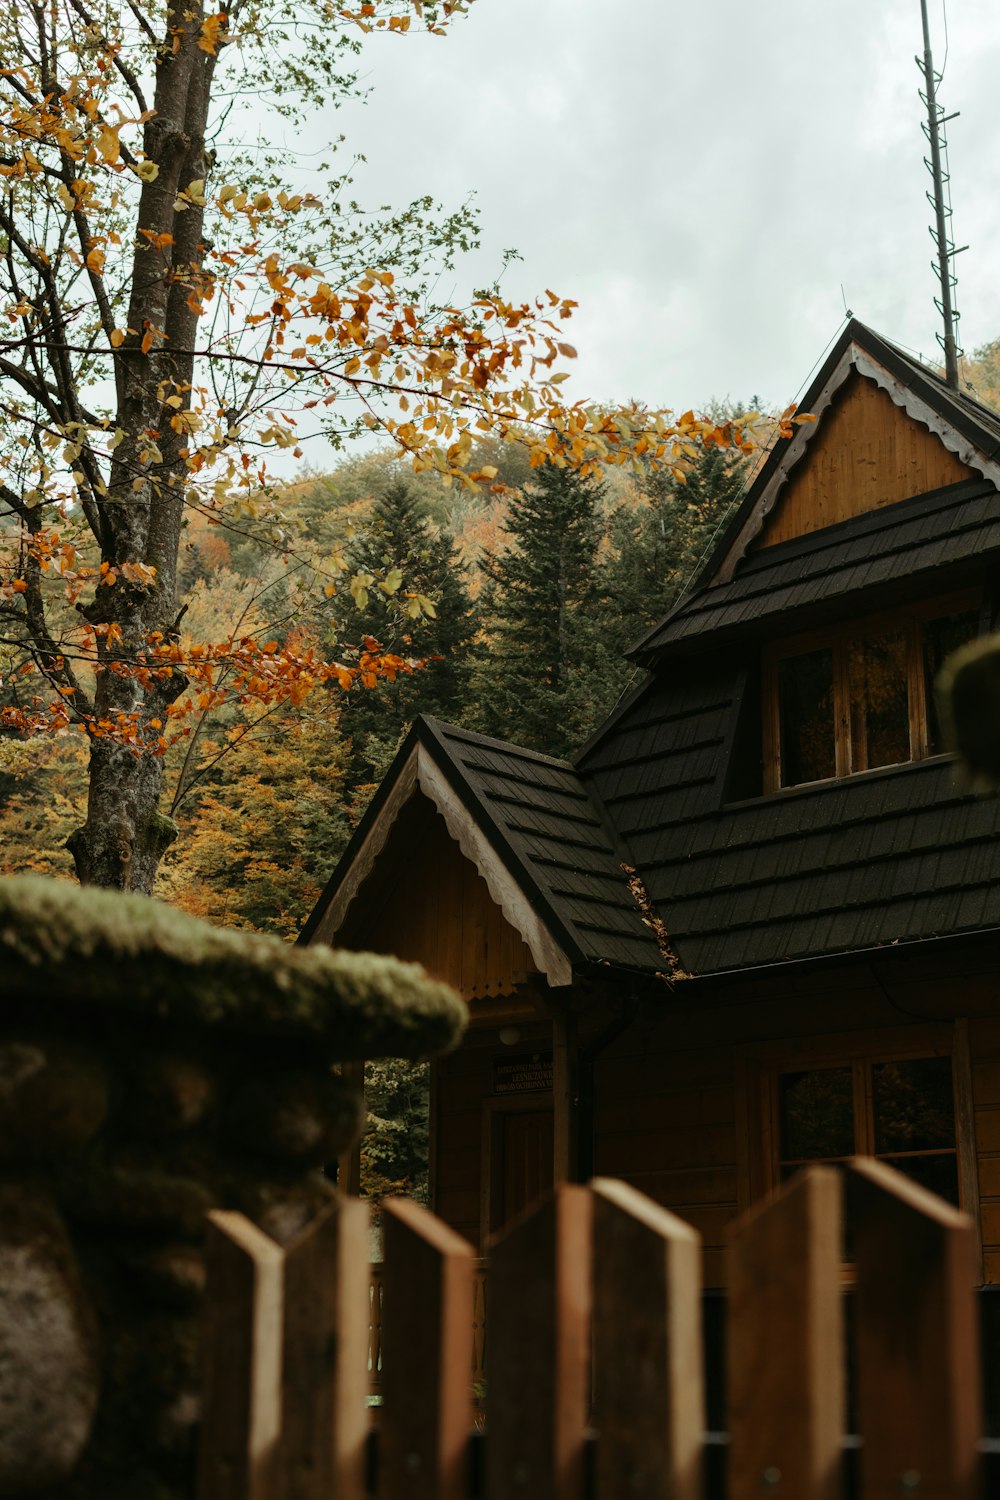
[779,1066,855,1163]
[879,1152,960,1205]
[778,648,835,786]
[848,628,909,771]
[923,609,979,754]
[872,1057,954,1154]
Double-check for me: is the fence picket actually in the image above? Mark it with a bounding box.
[281,1195,370,1500]
[485,1184,592,1500]
[591,1177,703,1500]
[850,1157,982,1500]
[727,1165,844,1500]
[378,1197,476,1500]
[197,1210,284,1500]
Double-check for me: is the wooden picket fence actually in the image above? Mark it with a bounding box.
[197,1158,989,1500]
[368,1259,489,1405]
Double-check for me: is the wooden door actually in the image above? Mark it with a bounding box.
[494,1108,554,1235]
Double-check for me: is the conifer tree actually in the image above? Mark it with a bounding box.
[600,441,749,660]
[472,464,608,758]
[332,481,479,786]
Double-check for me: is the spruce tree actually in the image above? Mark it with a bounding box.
[332,480,479,787]
[599,442,748,660]
[472,463,607,758]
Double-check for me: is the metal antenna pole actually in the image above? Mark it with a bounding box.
[918,0,964,389]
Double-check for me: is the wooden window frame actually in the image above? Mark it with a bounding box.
[736,1024,981,1281]
[762,589,981,793]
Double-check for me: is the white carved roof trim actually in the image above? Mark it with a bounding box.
[712,345,1000,586]
[313,743,573,989]
[416,751,573,989]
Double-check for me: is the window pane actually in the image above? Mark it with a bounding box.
[848,628,909,771]
[878,1152,960,1206]
[872,1056,955,1154]
[778,648,835,786]
[923,608,979,754]
[779,1066,855,1162]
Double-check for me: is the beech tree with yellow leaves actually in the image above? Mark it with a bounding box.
[0,0,772,892]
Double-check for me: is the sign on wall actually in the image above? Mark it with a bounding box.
[493,1052,553,1095]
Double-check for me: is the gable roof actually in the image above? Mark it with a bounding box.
[631,322,1000,654]
[301,716,664,981]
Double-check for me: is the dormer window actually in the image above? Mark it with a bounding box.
[763,593,980,791]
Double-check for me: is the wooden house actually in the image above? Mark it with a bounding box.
[301,320,1000,1311]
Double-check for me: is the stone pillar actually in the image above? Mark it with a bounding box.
[0,876,466,1500]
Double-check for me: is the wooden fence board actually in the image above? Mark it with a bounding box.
[379,1197,476,1500]
[485,1184,591,1500]
[850,1157,982,1500]
[281,1195,370,1500]
[727,1166,844,1500]
[197,1210,284,1500]
[591,1177,703,1500]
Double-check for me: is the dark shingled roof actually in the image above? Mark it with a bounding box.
[303,716,664,975]
[579,670,1000,976]
[305,320,1000,985]
[631,475,998,660]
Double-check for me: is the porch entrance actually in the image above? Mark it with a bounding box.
[484,1101,554,1242]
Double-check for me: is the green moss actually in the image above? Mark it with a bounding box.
[0,877,466,1058]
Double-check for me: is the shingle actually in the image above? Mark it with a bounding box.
[633,477,998,658]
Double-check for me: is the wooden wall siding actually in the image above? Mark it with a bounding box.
[969,1017,1000,1284]
[593,1042,739,1291]
[340,805,537,1001]
[434,1027,553,1252]
[752,371,974,550]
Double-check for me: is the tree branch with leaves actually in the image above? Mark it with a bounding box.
[0,0,780,891]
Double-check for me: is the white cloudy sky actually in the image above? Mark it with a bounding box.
[279,0,1000,450]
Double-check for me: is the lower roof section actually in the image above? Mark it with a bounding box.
[300,716,665,985]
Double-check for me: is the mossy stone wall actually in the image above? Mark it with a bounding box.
[0,878,466,1500]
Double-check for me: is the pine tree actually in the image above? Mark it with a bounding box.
[331,481,479,787]
[472,463,607,758]
[599,442,748,660]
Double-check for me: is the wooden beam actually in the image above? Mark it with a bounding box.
[379,1198,475,1500]
[551,1010,577,1186]
[198,1211,284,1500]
[591,1178,703,1500]
[337,1060,364,1197]
[850,1157,982,1500]
[727,1166,844,1500]
[280,1197,370,1500]
[486,1185,592,1500]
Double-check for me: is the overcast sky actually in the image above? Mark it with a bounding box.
[287,0,1000,453]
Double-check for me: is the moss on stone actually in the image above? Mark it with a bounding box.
[0,877,466,1058]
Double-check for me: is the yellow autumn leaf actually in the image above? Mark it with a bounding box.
[56,183,75,213]
[97,125,120,166]
[134,161,159,183]
[86,247,105,274]
[199,13,227,53]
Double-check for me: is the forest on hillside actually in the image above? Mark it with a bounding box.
[0,406,755,929]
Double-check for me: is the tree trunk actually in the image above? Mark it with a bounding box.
[67,738,177,892]
[67,1,215,891]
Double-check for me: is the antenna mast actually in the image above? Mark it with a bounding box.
[918,0,965,389]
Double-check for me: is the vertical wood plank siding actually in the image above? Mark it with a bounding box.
[342,810,536,1001]
[753,371,973,550]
